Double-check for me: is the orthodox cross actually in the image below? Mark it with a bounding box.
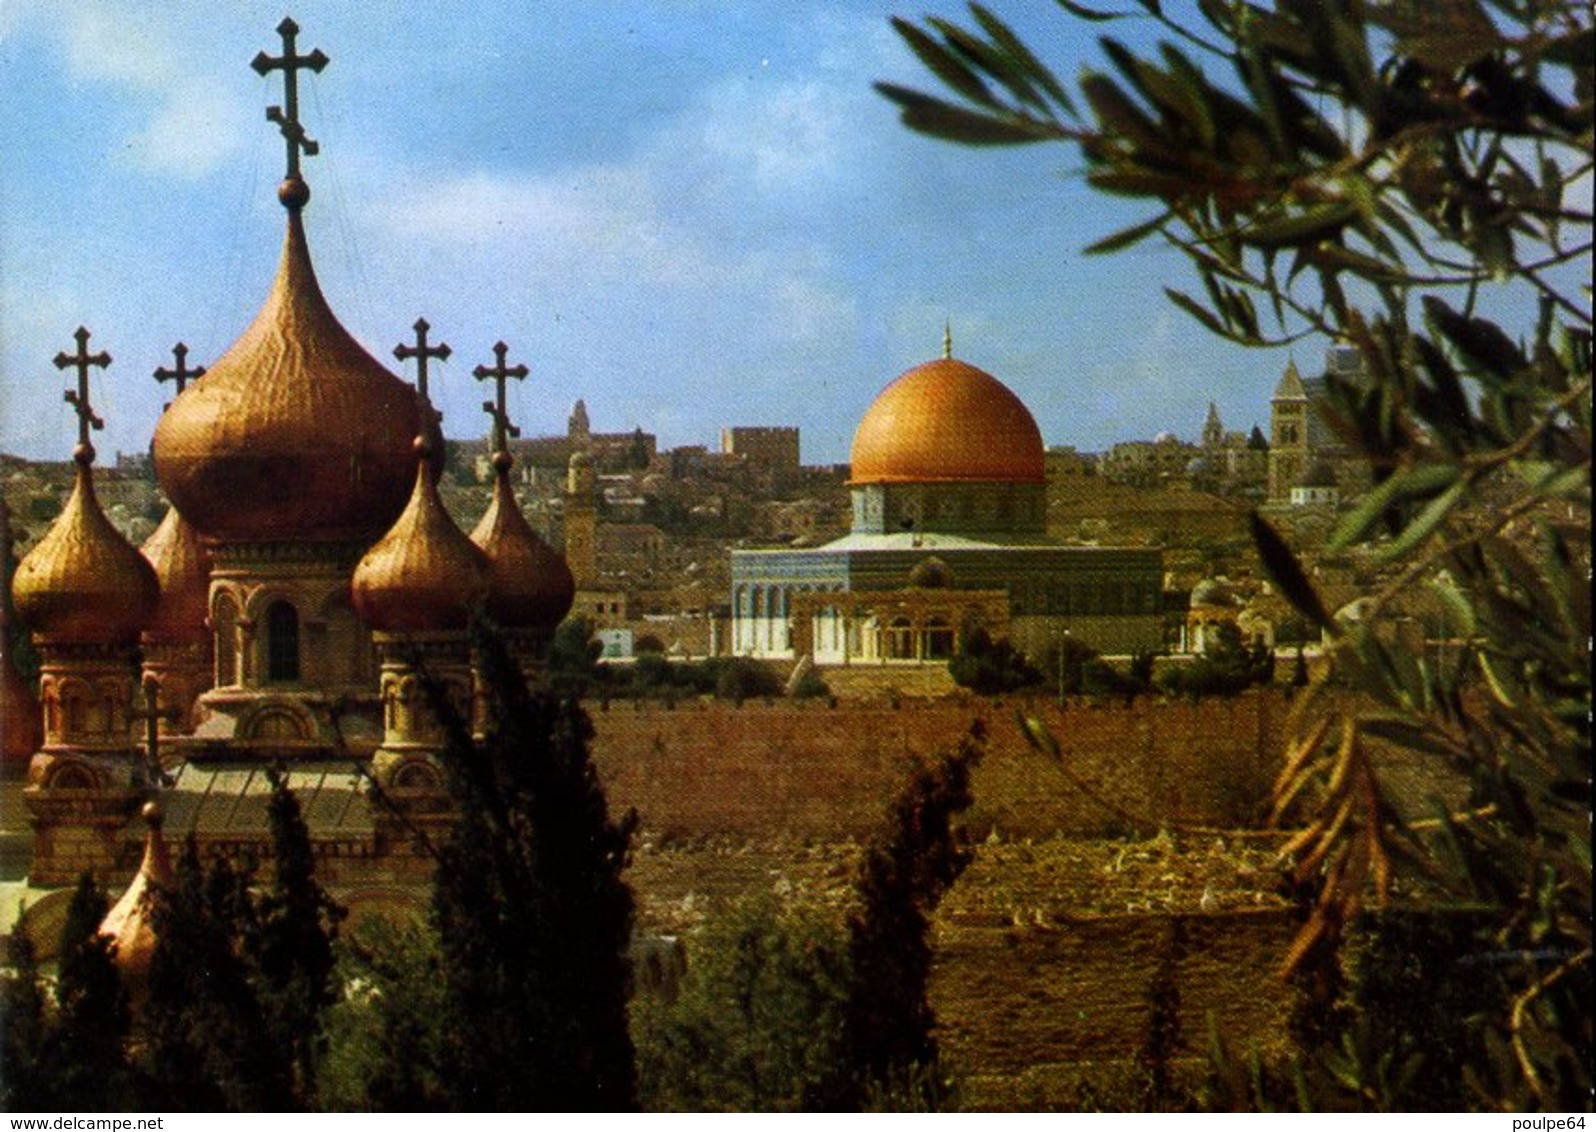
[55,326,110,450]
[473,341,528,454]
[154,342,204,408]
[394,318,451,407]
[252,18,329,181]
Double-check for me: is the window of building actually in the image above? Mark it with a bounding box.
[266,600,300,683]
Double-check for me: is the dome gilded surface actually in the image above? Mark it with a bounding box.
[152,212,431,543]
[352,448,490,633]
[140,508,211,645]
[100,802,174,994]
[470,461,575,634]
[850,357,1044,485]
[12,458,159,645]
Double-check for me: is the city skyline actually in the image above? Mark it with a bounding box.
[2,2,1293,466]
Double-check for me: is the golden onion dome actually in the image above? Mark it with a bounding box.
[100,801,174,997]
[352,442,490,633]
[12,452,159,645]
[471,453,575,633]
[850,357,1044,485]
[151,210,434,543]
[140,507,211,646]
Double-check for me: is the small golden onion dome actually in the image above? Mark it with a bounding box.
[471,458,575,633]
[12,455,159,645]
[352,443,490,633]
[100,800,174,995]
[140,507,211,646]
[850,357,1044,485]
[151,211,435,542]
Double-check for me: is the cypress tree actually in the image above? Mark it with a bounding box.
[46,875,133,1109]
[819,723,983,1110]
[431,622,639,1110]
[252,765,343,1100]
[0,930,50,1110]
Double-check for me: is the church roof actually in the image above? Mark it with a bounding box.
[850,356,1044,486]
[152,207,431,543]
[352,441,490,633]
[1272,359,1307,400]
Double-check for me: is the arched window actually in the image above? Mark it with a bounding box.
[925,617,955,660]
[266,600,301,683]
[213,592,239,687]
[887,617,915,659]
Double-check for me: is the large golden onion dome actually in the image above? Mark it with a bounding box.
[151,210,433,543]
[352,443,490,633]
[12,453,159,645]
[850,356,1044,485]
[140,507,211,646]
[471,453,575,633]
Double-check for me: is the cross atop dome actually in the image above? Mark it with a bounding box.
[475,341,529,456]
[943,321,953,359]
[252,17,329,208]
[395,318,451,409]
[154,341,205,409]
[55,326,110,458]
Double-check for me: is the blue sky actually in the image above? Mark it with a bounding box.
[0,1,1301,466]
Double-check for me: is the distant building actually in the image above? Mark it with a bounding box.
[1267,345,1370,505]
[720,426,799,475]
[731,342,1163,664]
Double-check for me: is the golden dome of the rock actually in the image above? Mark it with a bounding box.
[471,458,575,634]
[140,507,211,645]
[11,454,159,645]
[152,211,433,543]
[352,444,491,633]
[850,357,1044,485]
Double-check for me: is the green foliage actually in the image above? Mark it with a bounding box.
[711,657,783,703]
[1156,622,1274,697]
[883,0,1591,1107]
[254,766,345,1100]
[817,724,983,1109]
[428,622,639,1110]
[547,615,602,695]
[791,665,832,700]
[47,876,133,1109]
[635,893,849,1111]
[318,917,449,1111]
[139,841,290,1111]
[947,628,1042,694]
[0,931,49,1111]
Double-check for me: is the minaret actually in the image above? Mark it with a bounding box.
[1202,401,1224,450]
[568,398,591,451]
[11,328,160,884]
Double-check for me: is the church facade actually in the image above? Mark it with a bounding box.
[731,343,1164,664]
[7,20,573,889]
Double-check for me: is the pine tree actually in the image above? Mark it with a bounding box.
[431,622,639,1110]
[818,724,983,1110]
